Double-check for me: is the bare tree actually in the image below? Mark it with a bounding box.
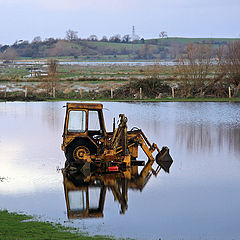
[176,43,214,97]
[218,41,240,96]
[109,34,121,43]
[122,35,131,43]
[100,36,108,42]
[88,35,98,41]
[176,43,213,80]
[65,29,78,41]
[32,36,42,43]
[47,59,59,96]
[47,59,58,76]
[159,31,168,39]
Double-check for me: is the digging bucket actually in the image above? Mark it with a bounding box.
[155,146,173,173]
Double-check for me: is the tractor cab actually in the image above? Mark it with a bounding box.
[64,103,106,138]
[62,103,107,162]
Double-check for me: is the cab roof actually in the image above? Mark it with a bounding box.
[67,103,103,110]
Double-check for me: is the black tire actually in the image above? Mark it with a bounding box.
[65,139,91,163]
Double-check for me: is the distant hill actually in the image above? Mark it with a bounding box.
[0,37,239,61]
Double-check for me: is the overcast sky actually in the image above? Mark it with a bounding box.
[0,0,239,44]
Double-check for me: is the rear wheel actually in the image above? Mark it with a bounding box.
[73,146,90,162]
[65,140,91,164]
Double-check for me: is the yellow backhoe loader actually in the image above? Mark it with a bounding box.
[62,103,173,174]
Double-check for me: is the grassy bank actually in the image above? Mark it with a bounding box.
[53,97,240,102]
[1,96,240,102]
[0,210,116,240]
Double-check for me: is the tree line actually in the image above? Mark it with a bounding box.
[175,41,240,97]
[0,37,173,60]
[0,30,239,64]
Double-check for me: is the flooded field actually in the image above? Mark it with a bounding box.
[0,101,240,240]
[0,61,176,66]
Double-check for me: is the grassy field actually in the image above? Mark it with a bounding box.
[144,37,240,44]
[0,210,117,240]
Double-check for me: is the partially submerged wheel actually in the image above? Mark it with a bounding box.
[65,140,92,164]
[73,146,90,162]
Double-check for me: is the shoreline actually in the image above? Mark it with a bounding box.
[1,97,240,103]
[0,210,116,240]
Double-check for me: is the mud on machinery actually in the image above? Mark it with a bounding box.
[61,103,173,176]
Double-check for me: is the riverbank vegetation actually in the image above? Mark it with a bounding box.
[0,210,116,240]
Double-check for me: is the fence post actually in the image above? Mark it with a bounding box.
[53,87,56,98]
[25,87,28,98]
[228,87,231,98]
[140,87,142,100]
[172,87,175,99]
[80,89,83,98]
[4,88,7,98]
[31,67,34,78]
[111,88,113,99]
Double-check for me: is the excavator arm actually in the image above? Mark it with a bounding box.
[129,130,173,177]
[110,114,173,176]
[111,114,128,155]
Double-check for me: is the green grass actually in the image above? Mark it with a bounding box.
[0,67,29,80]
[80,37,240,51]
[1,97,240,103]
[147,97,240,102]
[0,210,117,240]
[38,97,240,103]
[144,37,240,45]
[56,64,169,80]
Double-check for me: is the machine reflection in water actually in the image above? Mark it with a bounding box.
[62,156,172,219]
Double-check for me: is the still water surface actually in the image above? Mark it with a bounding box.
[0,102,239,240]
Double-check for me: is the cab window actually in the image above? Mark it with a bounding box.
[68,110,86,132]
[88,111,100,131]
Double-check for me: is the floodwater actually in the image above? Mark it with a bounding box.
[0,101,240,240]
[11,61,176,66]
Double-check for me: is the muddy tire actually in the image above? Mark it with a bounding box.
[65,140,91,164]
